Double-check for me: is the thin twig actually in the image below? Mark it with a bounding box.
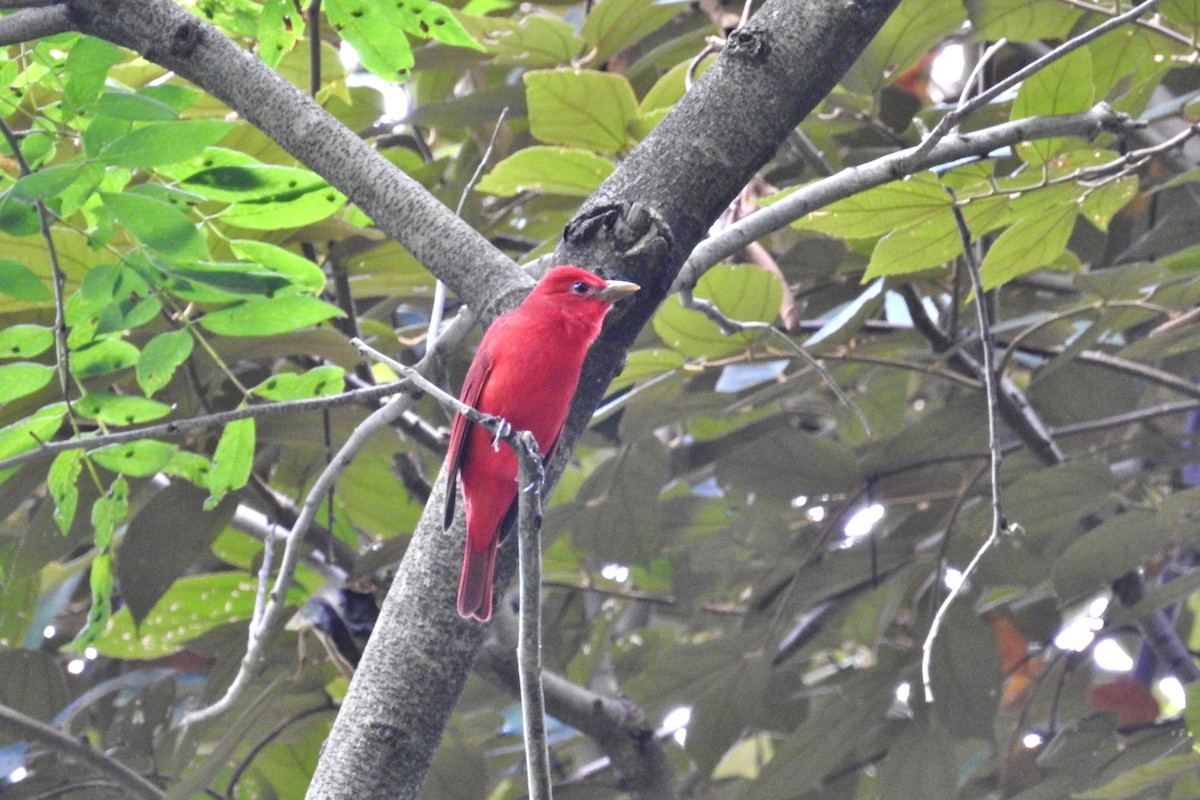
[0,380,407,474]
[921,190,1009,703]
[0,702,164,800]
[429,108,510,351]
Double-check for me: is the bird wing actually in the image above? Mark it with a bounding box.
[443,344,493,531]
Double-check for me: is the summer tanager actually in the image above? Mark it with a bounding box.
[443,266,639,621]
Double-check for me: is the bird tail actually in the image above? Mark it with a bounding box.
[457,538,498,622]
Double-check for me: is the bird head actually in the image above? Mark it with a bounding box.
[534,265,640,306]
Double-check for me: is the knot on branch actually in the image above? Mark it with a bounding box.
[563,201,673,265]
[724,27,770,62]
[169,18,202,57]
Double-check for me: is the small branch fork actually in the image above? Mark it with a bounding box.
[921,191,1009,703]
[348,339,554,800]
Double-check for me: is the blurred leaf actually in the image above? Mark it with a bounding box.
[94,89,181,121]
[71,339,140,378]
[63,36,125,112]
[94,572,305,658]
[476,146,614,197]
[686,651,770,777]
[966,0,1083,40]
[607,348,685,393]
[48,449,84,535]
[1076,752,1200,800]
[219,183,346,229]
[99,119,235,167]
[1012,47,1094,165]
[927,602,1002,739]
[461,12,584,66]
[228,240,328,294]
[90,440,179,477]
[569,437,669,564]
[845,0,966,94]
[875,710,959,799]
[75,392,173,425]
[119,481,239,626]
[207,416,255,507]
[0,403,66,462]
[0,649,68,722]
[0,362,53,403]
[250,366,346,401]
[580,0,688,64]
[1051,509,1161,603]
[137,329,194,397]
[200,295,344,336]
[524,69,638,153]
[0,259,52,301]
[0,324,54,359]
[101,191,209,261]
[717,427,861,502]
[653,264,783,358]
[75,477,129,649]
[794,171,951,238]
[258,0,305,68]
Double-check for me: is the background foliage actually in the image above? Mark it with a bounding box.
[4,0,1200,798]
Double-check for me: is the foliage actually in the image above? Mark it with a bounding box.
[3,0,1200,798]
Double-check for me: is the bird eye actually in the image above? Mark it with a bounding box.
[571,281,589,295]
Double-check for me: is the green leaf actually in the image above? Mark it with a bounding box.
[175,160,322,201]
[0,403,65,462]
[250,366,346,401]
[228,240,328,294]
[0,259,52,301]
[653,264,783,358]
[325,0,416,79]
[200,295,344,336]
[71,339,140,378]
[0,362,54,403]
[258,0,305,68]
[864,215,963,279]
[0,324,54,359]
[93,572,305,658]
[0,191,40,236]
[1012,48,1094,165]
[608,348,685,392]
[93,90,180,121]
[11,163,85,202]
[717,427,861,502]
[101,191,209,261]
[48,449,84,535]
[476,146,614,197]
[218,183,346,230]
[579,0,687,65]
[460,12,583,67]
[89,439,179,477]
[136,330,193,397]
[163,449,213,487]
[75,392,173,425]
[207,416,255,507]
[844,0,967,94]
[966,0,1083,40]
[63,37,125,112]
[524,69,639,153]
[794,172,952,238]
[99,119,236,167]
[75,477,130,649]
[979,203,1078,289]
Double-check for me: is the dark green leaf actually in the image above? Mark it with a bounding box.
[0,649,68,722]
[717,427,861,502]
[0,191,40,235]
[579,0,687,64]
[11,163,84,202]
[653,264,783,358]
[228,240,328,294]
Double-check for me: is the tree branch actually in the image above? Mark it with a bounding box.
[0,4,71,40]
[0,702,164,800]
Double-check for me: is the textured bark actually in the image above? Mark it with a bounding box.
[310,1,902,797]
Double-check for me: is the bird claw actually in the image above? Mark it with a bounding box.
[490,418,512,452]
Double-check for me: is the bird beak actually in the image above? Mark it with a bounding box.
[598,279,639,302]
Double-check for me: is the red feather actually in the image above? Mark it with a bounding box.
[442,266,638,621]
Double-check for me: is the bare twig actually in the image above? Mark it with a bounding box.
[0,702,164,800]
[676,103,1140,292]
[430,108,510,351]
[922,191,1009,703]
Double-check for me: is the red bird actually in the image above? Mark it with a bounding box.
[443,266,639,622]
